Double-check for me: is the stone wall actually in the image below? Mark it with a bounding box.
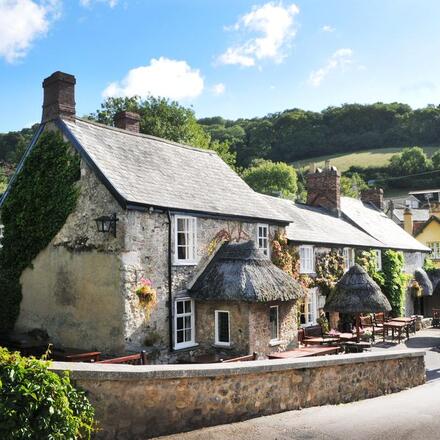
[51,349,425,439]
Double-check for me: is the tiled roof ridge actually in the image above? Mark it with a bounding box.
[70,117,219,156]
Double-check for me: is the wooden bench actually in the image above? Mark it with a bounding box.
[96,351,147,365]
[220,352,257,363]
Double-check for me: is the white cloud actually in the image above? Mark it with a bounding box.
[0,0,60,63]
[103,57,204,100]
[322,25,335,32]
[218,2,300,67]
[212,83,225,95]
[80,0,118,7]
[308,48,353,87]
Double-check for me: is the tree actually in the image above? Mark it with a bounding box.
[389,146,432,176]
[242,160,297,199]
[432,149,440,169]
[340,173,368,198]
[90,96,236,167]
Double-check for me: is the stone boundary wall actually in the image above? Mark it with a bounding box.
[50,350,425,439]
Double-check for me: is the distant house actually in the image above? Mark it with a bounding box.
[0,72,431,362]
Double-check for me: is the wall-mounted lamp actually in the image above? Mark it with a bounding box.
[95,213,119,237]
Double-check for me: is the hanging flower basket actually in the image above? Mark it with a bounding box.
[135,278,158,319]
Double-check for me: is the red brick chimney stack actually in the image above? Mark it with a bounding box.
[361,188,384,211]
[306,160,341,215]
[42,71,76,123]
[114,111,141,133]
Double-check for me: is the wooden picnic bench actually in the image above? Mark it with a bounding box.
[268,345,340,359]
[96,351,147,365]
[383,321,409,343]
[52,347,101,363]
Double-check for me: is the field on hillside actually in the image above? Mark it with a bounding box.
[292,146,439,172]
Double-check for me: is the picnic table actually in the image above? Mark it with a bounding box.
[391,316,417,335]
[383,321,409,343]
[303,337,340,346]
[51,347,101,362]
[268,345,340,359]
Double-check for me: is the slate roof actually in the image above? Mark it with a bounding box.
[60,118,288,223]
[340,197,430,252]
[392,208,430,223]
[262,195,386,249]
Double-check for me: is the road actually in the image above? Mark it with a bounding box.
[157,329,440,440]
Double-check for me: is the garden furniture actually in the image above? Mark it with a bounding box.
[303,336,340,346]
[391,316,417,335]
[432,309,440,328]
[220,352,257,362]
[52,347,101,362]
[341,341,371,353]
[268,345,340,359]
[359,315,384,341]
[96,351,147,365]
[383,321,409,343]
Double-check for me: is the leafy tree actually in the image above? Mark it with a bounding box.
[90,96,236,168]
[340,173,368,198]
[242,160,297,198]
[389,146,432,176]
[432,149,440,169]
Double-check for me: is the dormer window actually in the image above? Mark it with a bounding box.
[257,224,269,257]
[174,216,197,265]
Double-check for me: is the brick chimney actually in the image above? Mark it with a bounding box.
[114,111,140,133]
[306,160,341,215]
[403,207,413,235]
[361,188,384,211]
[42,71,76,123]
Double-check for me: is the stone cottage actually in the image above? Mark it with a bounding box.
[3,71,305,362]
[264,164,430,324]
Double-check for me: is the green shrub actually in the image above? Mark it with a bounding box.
[0,347,95,439]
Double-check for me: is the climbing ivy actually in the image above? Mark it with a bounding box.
[381,250,409,317]
[0,130,80,332]
[314,250,345,296]
[355,250,385,287]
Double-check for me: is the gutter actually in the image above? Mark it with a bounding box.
[167,209,174,352]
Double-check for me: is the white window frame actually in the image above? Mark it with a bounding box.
[257,223,270,257]
[0,224,4,249]
[375,249,382,271]
[343,248,355,272]
[174,216,197,265]
[215,310,231,347]
[174,298,196,350]
[269,305,280,342]
[299,289,318,327]
[429,242,440,260]
[299,245,315,274]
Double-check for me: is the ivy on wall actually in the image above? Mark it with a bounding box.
[314,251,345,296]
[355,250,385,287]
[381,250,409,317]
[0,130,80,333]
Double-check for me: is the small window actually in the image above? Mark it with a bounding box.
[428,242,440,260]
[269,306,279,341]
[299,289,317,327]
[215,310,230,346]
[175,216,197,265]
[343,248,355,271]
[375,249,382,271]
[174,298,195,349]
[299,245,315,274]
[257,224,269,256]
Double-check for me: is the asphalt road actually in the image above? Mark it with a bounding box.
[157,329,440,440]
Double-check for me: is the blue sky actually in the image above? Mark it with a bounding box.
[1,0,440,131]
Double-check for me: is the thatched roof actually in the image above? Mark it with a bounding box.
[325,264,391,313]
[189,241,306,302]
[414,268,433,297]
[428,269,440,295]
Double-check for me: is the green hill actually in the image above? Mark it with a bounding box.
[292,146,440,172]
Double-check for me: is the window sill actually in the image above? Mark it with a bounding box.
[300,271,316,276]
[173,261,198,267]
[269,339,286,347]
[173,343,199,351]
[212,343,232,349]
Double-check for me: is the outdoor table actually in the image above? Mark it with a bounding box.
[325,332,358,342]
[52,348,101,362]
[341,341,371,353]
[268,346,340,359]
[383,321,409,343]
[391,317,417,335]
[303,337,340,346]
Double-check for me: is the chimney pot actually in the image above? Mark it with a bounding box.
[42,71,76,123]
[403,207,414,235]
[114,111,141,133]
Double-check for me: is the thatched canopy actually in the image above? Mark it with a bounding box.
[414,268,433,297]
[189,241,306,302]
[325,264,391,313]
[428,269,440,295]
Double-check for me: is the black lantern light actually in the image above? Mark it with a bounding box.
[95,213,119,237]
